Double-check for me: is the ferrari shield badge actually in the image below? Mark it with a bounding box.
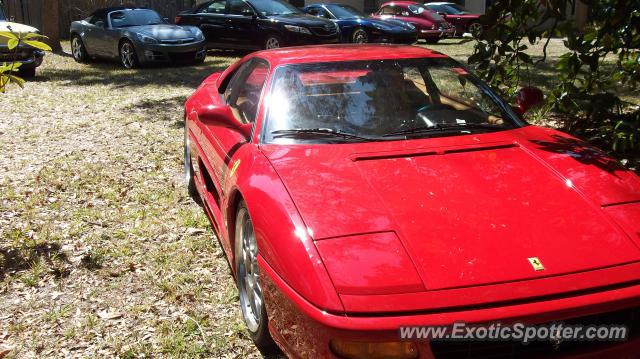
[528,257,545,271]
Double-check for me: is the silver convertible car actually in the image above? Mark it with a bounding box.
[70,7,207,68]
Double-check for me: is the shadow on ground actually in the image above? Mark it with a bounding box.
[35,51,237,89]
[0,242,69,280]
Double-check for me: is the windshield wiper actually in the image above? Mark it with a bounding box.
[271,128,375,141]
[384,123,503,137]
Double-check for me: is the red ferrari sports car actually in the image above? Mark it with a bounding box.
[184,44,640,358]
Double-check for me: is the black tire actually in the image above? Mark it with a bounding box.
[468,22,483,37]
[184,123,200,203]
[119,40,139,69]
[70,35,89,63]
[263,34,283,50]
[18,67,36,78]
[234,201,278,355]
[351,28,368,43]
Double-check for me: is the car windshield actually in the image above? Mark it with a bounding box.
[263,58,522,144]
[249,0,301,16]
[440,3,469,14]
[326,4,365,19]
[408,4,443,20]
[109,9,164,27]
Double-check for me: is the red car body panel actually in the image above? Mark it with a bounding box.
[184,44,640,358]
[373,1,455,40]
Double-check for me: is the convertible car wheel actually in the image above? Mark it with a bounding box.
[264,35,282,50]
[71,35,89,63]
[234,202,277,354]
[352,28,369,43]
[119,40,138,69]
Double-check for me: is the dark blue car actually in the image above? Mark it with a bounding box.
[303,3,417,44]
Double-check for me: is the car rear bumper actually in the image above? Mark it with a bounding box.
[260,256,640,358]
[136,40,207,63]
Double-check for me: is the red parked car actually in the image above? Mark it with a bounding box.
[373,1,454,43]
[424,1,482,36]
[184,44,640,358]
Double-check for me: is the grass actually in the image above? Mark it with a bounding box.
[0,39,637,358]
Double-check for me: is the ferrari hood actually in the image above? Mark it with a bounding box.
[262,126,640,292]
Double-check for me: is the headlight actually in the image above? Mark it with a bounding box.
[136,33,158,44]
[188,27,205,41]
[404,22,415,30]
[284,25,311,35]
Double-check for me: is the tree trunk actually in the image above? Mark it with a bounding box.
[41,0,62,53]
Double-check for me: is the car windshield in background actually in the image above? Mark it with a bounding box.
[249,0,301,16]
[326,5,365,19]
[409,4,443,20]
[264,59,521,143]
[441,4,469,14]
[110,9,164,27]
[0,6,6,21]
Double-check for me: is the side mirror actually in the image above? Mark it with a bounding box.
[196,104,252,139]
[515,86,544,115]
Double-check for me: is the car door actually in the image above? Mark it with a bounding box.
[102,11,128,57]
[83,14,108,56]
[194,0,228,46]
[204,58,269,187]
[224,0,257,47]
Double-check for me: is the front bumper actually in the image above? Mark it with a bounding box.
[0,47,44,69]
[135,40,207,63]
[418,28,455,40]
[260,256,640,358]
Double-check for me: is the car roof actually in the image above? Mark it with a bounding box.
[251,44,448,67]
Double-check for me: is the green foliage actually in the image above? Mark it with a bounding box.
[468,0,640,158]
[0,30,51,93]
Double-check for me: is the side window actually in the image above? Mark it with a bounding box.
[379,6,395,15]
[228,0,254,16]
[89,14,106,27]
[199,0,226,14]
[307,8,320,17]
[225,60,269,123]
[397,6,410,16]
[317,8,331,19]
[109,11,126,27]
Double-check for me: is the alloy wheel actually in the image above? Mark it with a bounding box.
[120,42,136,68]
[265,37,280,50]
[352,29,368,44]
[469,23,483,37]
[236,207,262,332]
[71,37,83,60]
